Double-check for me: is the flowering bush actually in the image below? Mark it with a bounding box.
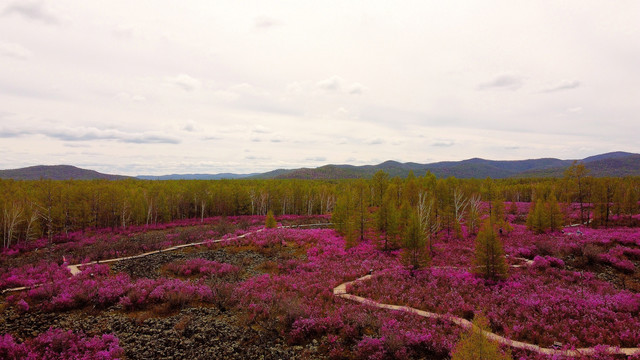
[0,328,123,359]
[16,263,213,312]
[530,255,565,270]
[231,229,458,358]
[349,266,640,348]
[166,258,240,277]
[0,262,71,290]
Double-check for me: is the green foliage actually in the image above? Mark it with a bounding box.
[546,194,563,231]
[265,210,277,228]
[473,222,508,280]
[331,186,361,249]
[371,170,389,207]
[490,198,512,233]
[451,313,513,360]
[526,195,563,234]
[402,212,430,269]
[376,190,400,250]
[526,199,547,234]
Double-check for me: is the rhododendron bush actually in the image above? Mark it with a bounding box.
[1,213,639,359]
[0,328,123,360]
[348,266,640,348]
[231,228,459,358]
[15,264,213,312]
[166,258,241,277]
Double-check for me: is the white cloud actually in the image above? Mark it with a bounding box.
[366,138,384,145]
[540,79,581,93]
[477,73,524,91]
[183,120,197,132]
[165,74,201,92]
[348,82,366,95]
[0,42,31,60]
[432,139,455,147]
[316,76,342,92]
[316,76,366,95]
[0,125,180,144]
[2,1,61,25]
[252,125,271,134]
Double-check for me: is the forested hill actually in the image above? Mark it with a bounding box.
[1,151,639,180]
[253,151,640,179]
[0,165,129,180]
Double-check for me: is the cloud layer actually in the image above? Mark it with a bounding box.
[0,1,638,175]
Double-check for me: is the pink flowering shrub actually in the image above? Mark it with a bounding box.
[0,261,71,290]
[16,263,212,312]
[231,229,458,358]
[0,328,123,360]
[166,258,240,277]
[119,277,213,310]
[531,255,565,270]
[349,266,640,348]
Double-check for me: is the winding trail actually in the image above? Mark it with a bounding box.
[3,223,639,357]
[1,223,330,294]
[333,271,640,358]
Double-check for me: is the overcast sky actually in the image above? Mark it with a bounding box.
[0,1,638,175]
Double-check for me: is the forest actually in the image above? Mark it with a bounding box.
[2,163,639,249]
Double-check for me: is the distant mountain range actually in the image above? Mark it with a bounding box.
[1,152,639,181]
[0,165,129,180]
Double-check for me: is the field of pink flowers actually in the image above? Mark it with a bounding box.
[1,211,639,359]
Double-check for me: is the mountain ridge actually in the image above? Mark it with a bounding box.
[1,152,638,180]
[0,165,129,180]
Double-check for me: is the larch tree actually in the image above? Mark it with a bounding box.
[564,161,590,224]
[546,194,564,231]
[371,170,389,207]
[451,313,513,360]
[402,211,430,269]
[376,189,399,250]
[332,188,358,248]
[265,210,277,228]
[526,198,548,234]
[473,221,508,280]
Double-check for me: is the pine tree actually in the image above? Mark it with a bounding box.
[473,221,508,280]
[265,210,277,228]
[451,313,513,360]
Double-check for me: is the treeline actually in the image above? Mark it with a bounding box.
[332,164,640,251]
[1,163,639,248]
[1,179,337,247]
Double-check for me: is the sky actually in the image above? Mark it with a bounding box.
[0,1,638,176]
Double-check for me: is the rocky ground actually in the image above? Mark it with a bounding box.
[0,305,323,359]
[0,241,323,359]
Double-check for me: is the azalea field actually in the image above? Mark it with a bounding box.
[0,202,638,360]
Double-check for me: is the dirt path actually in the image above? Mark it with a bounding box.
[1,223,330,294]
[333,272,640,357]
